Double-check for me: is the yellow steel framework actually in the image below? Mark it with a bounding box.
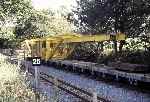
[22,33,126,61]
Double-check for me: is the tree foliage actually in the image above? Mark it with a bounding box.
[73,0,150,37]
[0,0,32,39]
[69,0,150,63]
[0,0,33,48]
[14,9,75,39]
[0,0,32,21]
[0,0,75,42]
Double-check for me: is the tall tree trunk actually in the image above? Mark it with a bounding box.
[96,42,104,62]
[114,40,118,56]
[114,14,118,56]
[119,40,125,53]
[100,42,104,52]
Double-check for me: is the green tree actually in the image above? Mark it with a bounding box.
[73,0,150,53]
[14,9,75,39]
[0,0,32,27]
[0,0,32,48]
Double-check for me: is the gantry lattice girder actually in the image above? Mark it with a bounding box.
[22,33,126,60]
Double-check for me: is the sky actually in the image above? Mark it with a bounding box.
[32,0,77,10]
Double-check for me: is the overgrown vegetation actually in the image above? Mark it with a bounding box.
[0,0,75,48]
[69,0,150,65]
[1,0,150,65]
[0,54,37,101]
[70,37,150,65]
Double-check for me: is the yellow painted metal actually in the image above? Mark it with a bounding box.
[21,39,36,58]
[45,40,64,61]
[62,34,110,43]
[23,38,46,59]
[41,40,46,60]
[22,33,126,61]
[116,32,126,40]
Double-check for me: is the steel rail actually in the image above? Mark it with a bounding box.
[29,68,110,102]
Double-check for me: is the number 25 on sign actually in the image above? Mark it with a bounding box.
[32,57,41,66]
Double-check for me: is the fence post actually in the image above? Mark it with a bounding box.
[17,59,20,69]
[91,64,94,75]
[35,66,39,89]
[92,91,98,102]
[25,60,28,74]
[35,66,40,102]
[53,77,59,102]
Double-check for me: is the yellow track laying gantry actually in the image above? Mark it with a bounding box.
[22,33,126,61]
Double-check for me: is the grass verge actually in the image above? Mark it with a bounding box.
[0,54,37,102]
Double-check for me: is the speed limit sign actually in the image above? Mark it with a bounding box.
[32,57,41,66]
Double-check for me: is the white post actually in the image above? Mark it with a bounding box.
[25,61,28,73]
[17,59,20,69]
[116,74,119,81]
[73,64,75,71]
[35,66,40,102]
[35,66,39,89]
[24,60,28,77]
[53,77,59,102]
[81,67,84,73]
[92,91,98,102]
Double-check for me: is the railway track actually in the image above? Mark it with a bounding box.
[7,58,150,102]
[29,68,110,102]
[7,58,109,102]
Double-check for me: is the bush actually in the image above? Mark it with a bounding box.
[97,50,150,65]
[0,54,36,102]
